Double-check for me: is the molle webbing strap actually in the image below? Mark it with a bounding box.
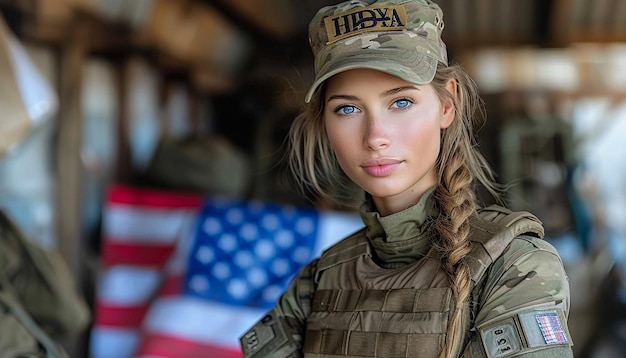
[303,330,442,357]
[466,206,544,284]
[315,230,369,283]
[311,287,451,313]
[296,260,318,317]
[305,287,451,357]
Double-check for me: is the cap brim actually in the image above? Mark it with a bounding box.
[305,48,438,103]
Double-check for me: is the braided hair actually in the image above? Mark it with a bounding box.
[430,63,501,358]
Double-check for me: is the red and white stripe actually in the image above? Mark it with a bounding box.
[90,185,202,358]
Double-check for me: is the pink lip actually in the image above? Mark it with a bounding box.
[361,158,402,177]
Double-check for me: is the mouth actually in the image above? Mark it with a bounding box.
[360,158,403,177]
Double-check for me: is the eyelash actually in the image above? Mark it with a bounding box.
[332,97,415,116]
[334,105,358,115]
[392,97,414,109]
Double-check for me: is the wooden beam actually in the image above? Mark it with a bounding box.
[115,59,131,183]
[54,13,88,356]
[613,0,626,32]
[56,15,87,283]
[550,0,570,46]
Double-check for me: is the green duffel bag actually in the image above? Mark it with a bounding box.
[0,210,89,357]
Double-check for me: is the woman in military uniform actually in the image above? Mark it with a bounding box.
[241,0,573,357]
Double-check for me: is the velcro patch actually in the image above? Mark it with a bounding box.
[479,307,571,357]
[480,317,522,357]
[240,311,292,357]
[518,309,569,347]
[324,5,407,44]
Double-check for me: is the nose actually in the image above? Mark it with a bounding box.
[363,113,390,150]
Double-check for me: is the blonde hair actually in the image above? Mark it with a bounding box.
[430,64,501,357]
[287,63,502,357]
[287,81,361,206]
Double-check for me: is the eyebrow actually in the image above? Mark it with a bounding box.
[326,85,420,103]
[383,86,420,97]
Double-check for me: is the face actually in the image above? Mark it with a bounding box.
[324,69,455,216]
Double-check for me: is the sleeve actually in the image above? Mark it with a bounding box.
[470,235,573,358]
[240,259,318,358]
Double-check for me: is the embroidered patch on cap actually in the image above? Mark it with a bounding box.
[324,5,407,44]
[535,312,568,344]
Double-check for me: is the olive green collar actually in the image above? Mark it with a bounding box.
[359,187,437,267]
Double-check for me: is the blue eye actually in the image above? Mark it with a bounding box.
[392,99,412,109]
[336,105,358,115]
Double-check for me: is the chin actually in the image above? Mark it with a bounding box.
[363,186,404,199]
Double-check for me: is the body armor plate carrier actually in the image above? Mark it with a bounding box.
[302,205,544,358]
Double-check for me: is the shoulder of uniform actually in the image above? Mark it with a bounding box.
[467,205,545,283]
[316,228,369,277]
[473,204,544,241]
[475,235,570,327]
[486,235,567,299]
[498,234,563,265]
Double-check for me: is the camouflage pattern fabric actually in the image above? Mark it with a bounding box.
[468,234,572,357]
[475,235,570,325]
[305,0,448,102]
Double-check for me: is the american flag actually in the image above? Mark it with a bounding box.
[90,185,203,358]
[90,184,363,358]
[536,312,568,345]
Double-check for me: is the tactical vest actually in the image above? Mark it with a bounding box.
[302,205,544,358]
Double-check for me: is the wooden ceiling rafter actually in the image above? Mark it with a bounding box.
[3,0,626,95]
[437,0,544,54]
[552,0,626,44]
[0,0,258,94]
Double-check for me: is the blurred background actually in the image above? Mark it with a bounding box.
[1,0,625,357]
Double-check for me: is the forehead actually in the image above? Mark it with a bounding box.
[323,69,430,100]
[325,69,419,92]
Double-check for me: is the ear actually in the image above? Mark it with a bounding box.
[440,78,456,129]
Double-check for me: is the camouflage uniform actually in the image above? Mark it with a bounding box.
[241,190,572,357]
[242,1,573,356]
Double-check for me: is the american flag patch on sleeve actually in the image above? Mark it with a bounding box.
[535,312,568,344]
[517,308,571,349]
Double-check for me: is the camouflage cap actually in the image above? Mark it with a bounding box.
[305,0,447,103]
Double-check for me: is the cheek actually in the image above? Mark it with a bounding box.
[325,122,360,172]
[326,127,353,162]
[405,119,442,158]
